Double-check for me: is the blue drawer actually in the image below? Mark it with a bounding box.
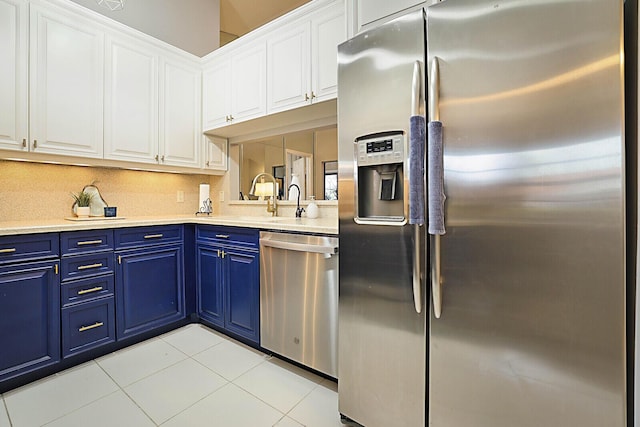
[0,233,59,265]
[62,297,115,358]
[60,252,114,282]
[61,230,114,255]
[61,274,114,306]
[196,225,258,249]
[114,225,183,249]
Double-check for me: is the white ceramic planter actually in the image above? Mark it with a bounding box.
[76,206,91,218]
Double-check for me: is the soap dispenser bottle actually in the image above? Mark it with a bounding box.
[306,196,318,219]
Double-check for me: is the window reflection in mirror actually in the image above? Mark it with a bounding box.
[235,126,337,201]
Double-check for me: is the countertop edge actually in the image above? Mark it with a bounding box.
[0,215,338,237]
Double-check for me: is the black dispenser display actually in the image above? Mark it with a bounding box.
[354,132,405,223]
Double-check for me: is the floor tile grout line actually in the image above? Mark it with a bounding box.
[157,380,236,426]
[39,389,122,427]
[95,359,159,426]
[2,394,13,427]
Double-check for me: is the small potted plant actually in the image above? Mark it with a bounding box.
[71,191,93,218]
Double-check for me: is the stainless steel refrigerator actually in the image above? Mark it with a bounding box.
[337,1,627,426]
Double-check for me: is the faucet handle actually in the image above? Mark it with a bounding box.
[296,206,305,218]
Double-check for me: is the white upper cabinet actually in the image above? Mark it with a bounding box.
[159,57,201,168]
[104,34,158,164]
[267,1,345,114]
[267,23,310,114]
[354,0,424,33]
[203,135,228,171]
[203,58,231,130]
[29,3,104,158]
[0,0,28,152]
[311,3,345,102]
[203,41,266,130]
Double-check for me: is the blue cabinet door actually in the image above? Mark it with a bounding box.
[0,260,60,381]
[196,244,224,328]
[224,248,259,344]
[115,244,185,339]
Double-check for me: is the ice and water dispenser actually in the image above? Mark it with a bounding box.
[354,132,406,223]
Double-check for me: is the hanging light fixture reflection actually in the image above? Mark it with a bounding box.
[96,0,125,11]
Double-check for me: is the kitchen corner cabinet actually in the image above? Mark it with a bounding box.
[266,1,345,114]
[0,0,28,152]
[202,41,267,130]
[115,226,185,340]
[159,57,201,168]
[0,233,60,382]
[203,134,228,171]
[196,226,260,345]
[29,3,104,158]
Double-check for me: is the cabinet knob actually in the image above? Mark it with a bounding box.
[161,155,165,162]
[22,138,26,148]
[305,93,310,101]
[206,161,210,167]
[33,139,37,149]
[229,115,234,121]
[155,154,159,162]
[311,91,316,99]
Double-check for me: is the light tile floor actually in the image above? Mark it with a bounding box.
[0,324,343,427]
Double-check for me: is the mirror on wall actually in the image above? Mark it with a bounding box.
[234,126,338,201]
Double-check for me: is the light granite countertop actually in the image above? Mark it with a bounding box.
[0,215,338,237]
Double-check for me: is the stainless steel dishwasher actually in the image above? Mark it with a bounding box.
[259,231,339,378]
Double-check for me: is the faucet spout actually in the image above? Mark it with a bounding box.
[250,173,278,216]
[288,183,304,218]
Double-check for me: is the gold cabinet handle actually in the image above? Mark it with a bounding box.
[221,250,226,259]
[144,234,163,239]
[118,255,122,264]
[77,240,103,246]
[55,264,59,275]
[215,234,229,239]
[79,322,104,332]
[77,286,103,295]
[0,248,16,254]
[77,263,103,271]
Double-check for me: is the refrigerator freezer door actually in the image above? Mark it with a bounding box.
[338,9,427,427]
[427,0,626,426]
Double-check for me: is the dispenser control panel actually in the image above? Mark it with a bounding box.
[356,134,404,166]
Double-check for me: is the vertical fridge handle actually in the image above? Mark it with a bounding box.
[410,60,423,314]
[429,57,444,319]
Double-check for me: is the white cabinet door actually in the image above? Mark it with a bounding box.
[231,42,266,122]
[311,3,345,102]
[0,0,27,152]
[267,23,310,114]
[29,4,104,158]
[356,0,424,32]
[104,35,158,164]
[203,58,232,130]
[203,135,228,171]
[159,58,201,168]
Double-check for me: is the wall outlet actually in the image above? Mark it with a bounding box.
[177,190,184,203]
[219,191,224,202]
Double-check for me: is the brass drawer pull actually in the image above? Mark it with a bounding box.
[77,263,103,271]
[77,286,103,295]
[0,248,16,254]
[144,234,163,239]
[215,234,229,239]
[77,240,103,246]
[79,322,104,332]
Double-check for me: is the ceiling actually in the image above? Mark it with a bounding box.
[220,0,310,40]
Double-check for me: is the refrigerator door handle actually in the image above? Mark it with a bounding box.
[411,60,423,314]
[429,57,443,319]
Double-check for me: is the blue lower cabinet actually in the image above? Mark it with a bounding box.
[0,260,60,381]
[196,226,260,346]
[62,297,115,358]
[115,244,185,340]
[196,245,224,328]
[224,248,260,343]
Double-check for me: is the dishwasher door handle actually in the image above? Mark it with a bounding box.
[260,239,338,255]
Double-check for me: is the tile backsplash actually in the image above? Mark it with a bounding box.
[0,160,221,221]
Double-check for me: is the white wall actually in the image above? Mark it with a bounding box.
[69,0,220,57]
